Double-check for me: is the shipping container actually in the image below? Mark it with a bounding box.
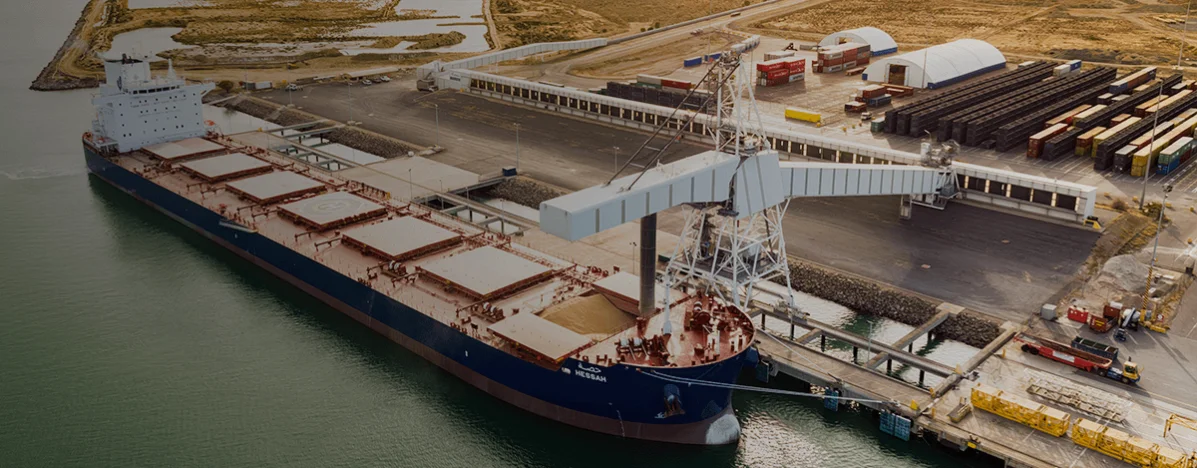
[1029,123,1070,158]
[1157,136,1192,174]
[1075,126,1107,157]
[764,50,795,61]
[637,74,663,86]
[784,57,806,73]
[1067,59,1082,71]
[1053,64,1073,76]
[683,56,703,68]
[1047,104,1092,128]
[1110,66,1158,94]
[1071,104,1108,124]
[1111,94,1130,102]
[1130,121,1174,149]
[1098,93,1115,104]
[871,117,886,133]
[827,64,844,73]
[787,73,805,83]
[1134,95,1166,117]
[757,58,789,73]
[1114,145,1136,172]
[1133,83,1152,94]
[866,94,892,107]
[861,84,888,100]
[766,68,790,80]
[785,107,822,123]
[1111,113,1132,125]
[1094,117,1144,157]
[661,79,693,90]
[845,101,867,113]
[1145,89,1193,115]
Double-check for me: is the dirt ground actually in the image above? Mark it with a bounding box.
[491,0,769,47]
[753,0,1197,67]
[570,32,737,79]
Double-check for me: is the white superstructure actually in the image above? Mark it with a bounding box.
[91,55,214,153]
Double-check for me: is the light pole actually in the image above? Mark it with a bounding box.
[433,103,440,147]
[1142,184,1173,325]
[1144,0,1192,209]
[514,123,521,170]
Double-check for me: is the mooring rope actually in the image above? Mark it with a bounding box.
[643,369,890,405]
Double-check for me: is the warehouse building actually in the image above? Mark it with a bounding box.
[819,27,898,56]
[861,39,1006,89]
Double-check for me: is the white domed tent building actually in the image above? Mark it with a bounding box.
[819,27,898,56]
[861,39,1006,89]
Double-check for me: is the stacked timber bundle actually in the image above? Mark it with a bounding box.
[936,312,1001,348]
[490,178,566,208]
[780,262,1002,347]
[324,127,422,158]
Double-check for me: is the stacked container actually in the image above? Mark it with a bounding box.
[1046,104,1091,127]
[756,57,806,87]
[814,42,870,73]
[1114,145,1137,172]
[1028,123,1070,158]
[1157,136,1192,175]
[1076,126,1107,157]
[1109,67,1157,94]
[764,50,795,61]
[1071,104,1107,124]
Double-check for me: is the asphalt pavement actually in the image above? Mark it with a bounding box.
[259,79,1100,322]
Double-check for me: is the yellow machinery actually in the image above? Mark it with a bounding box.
[1073,417,1196,468]
[970,384,1070,437]
[1165,414,1197,438]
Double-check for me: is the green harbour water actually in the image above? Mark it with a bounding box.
[0,2,994,466]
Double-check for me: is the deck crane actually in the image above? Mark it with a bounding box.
[537,49,961,332]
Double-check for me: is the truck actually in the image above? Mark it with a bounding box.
[1014,333,1141,384]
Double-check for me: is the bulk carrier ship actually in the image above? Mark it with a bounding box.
[83,56,756,445]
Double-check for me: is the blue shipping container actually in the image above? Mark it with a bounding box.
[1068,59,1082,71]
[1158,158,1180,175]
[684,56,702,67]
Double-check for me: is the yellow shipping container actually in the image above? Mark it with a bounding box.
[1132,162,1148,177]
[1037,406,1071,437]
[785,107,821,123]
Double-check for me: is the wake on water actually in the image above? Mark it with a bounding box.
[0,167,86,181]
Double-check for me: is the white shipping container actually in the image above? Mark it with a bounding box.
[764,50,795,61]
[1053,64,1071,76]
[827,64,843,73]
[788,73,805,83]
[820,51,843,60]
[636,74,663,86]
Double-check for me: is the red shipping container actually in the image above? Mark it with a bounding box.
[661,79,692,90]
[766,68,790,80]
[823,56,844,67]
[766,77,788,86]
[843,48,857,59]
[857,56,869,65]
[756,58,788,72]
[1067,306,1090,323]
[784,57,805,73]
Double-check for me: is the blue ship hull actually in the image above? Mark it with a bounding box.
[85,144,749,444]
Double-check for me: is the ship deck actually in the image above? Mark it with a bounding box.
[99,135,753,370]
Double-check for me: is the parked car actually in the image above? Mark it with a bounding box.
[362,79,373,85]
[378,76,392,83]
[285,84,299,91]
